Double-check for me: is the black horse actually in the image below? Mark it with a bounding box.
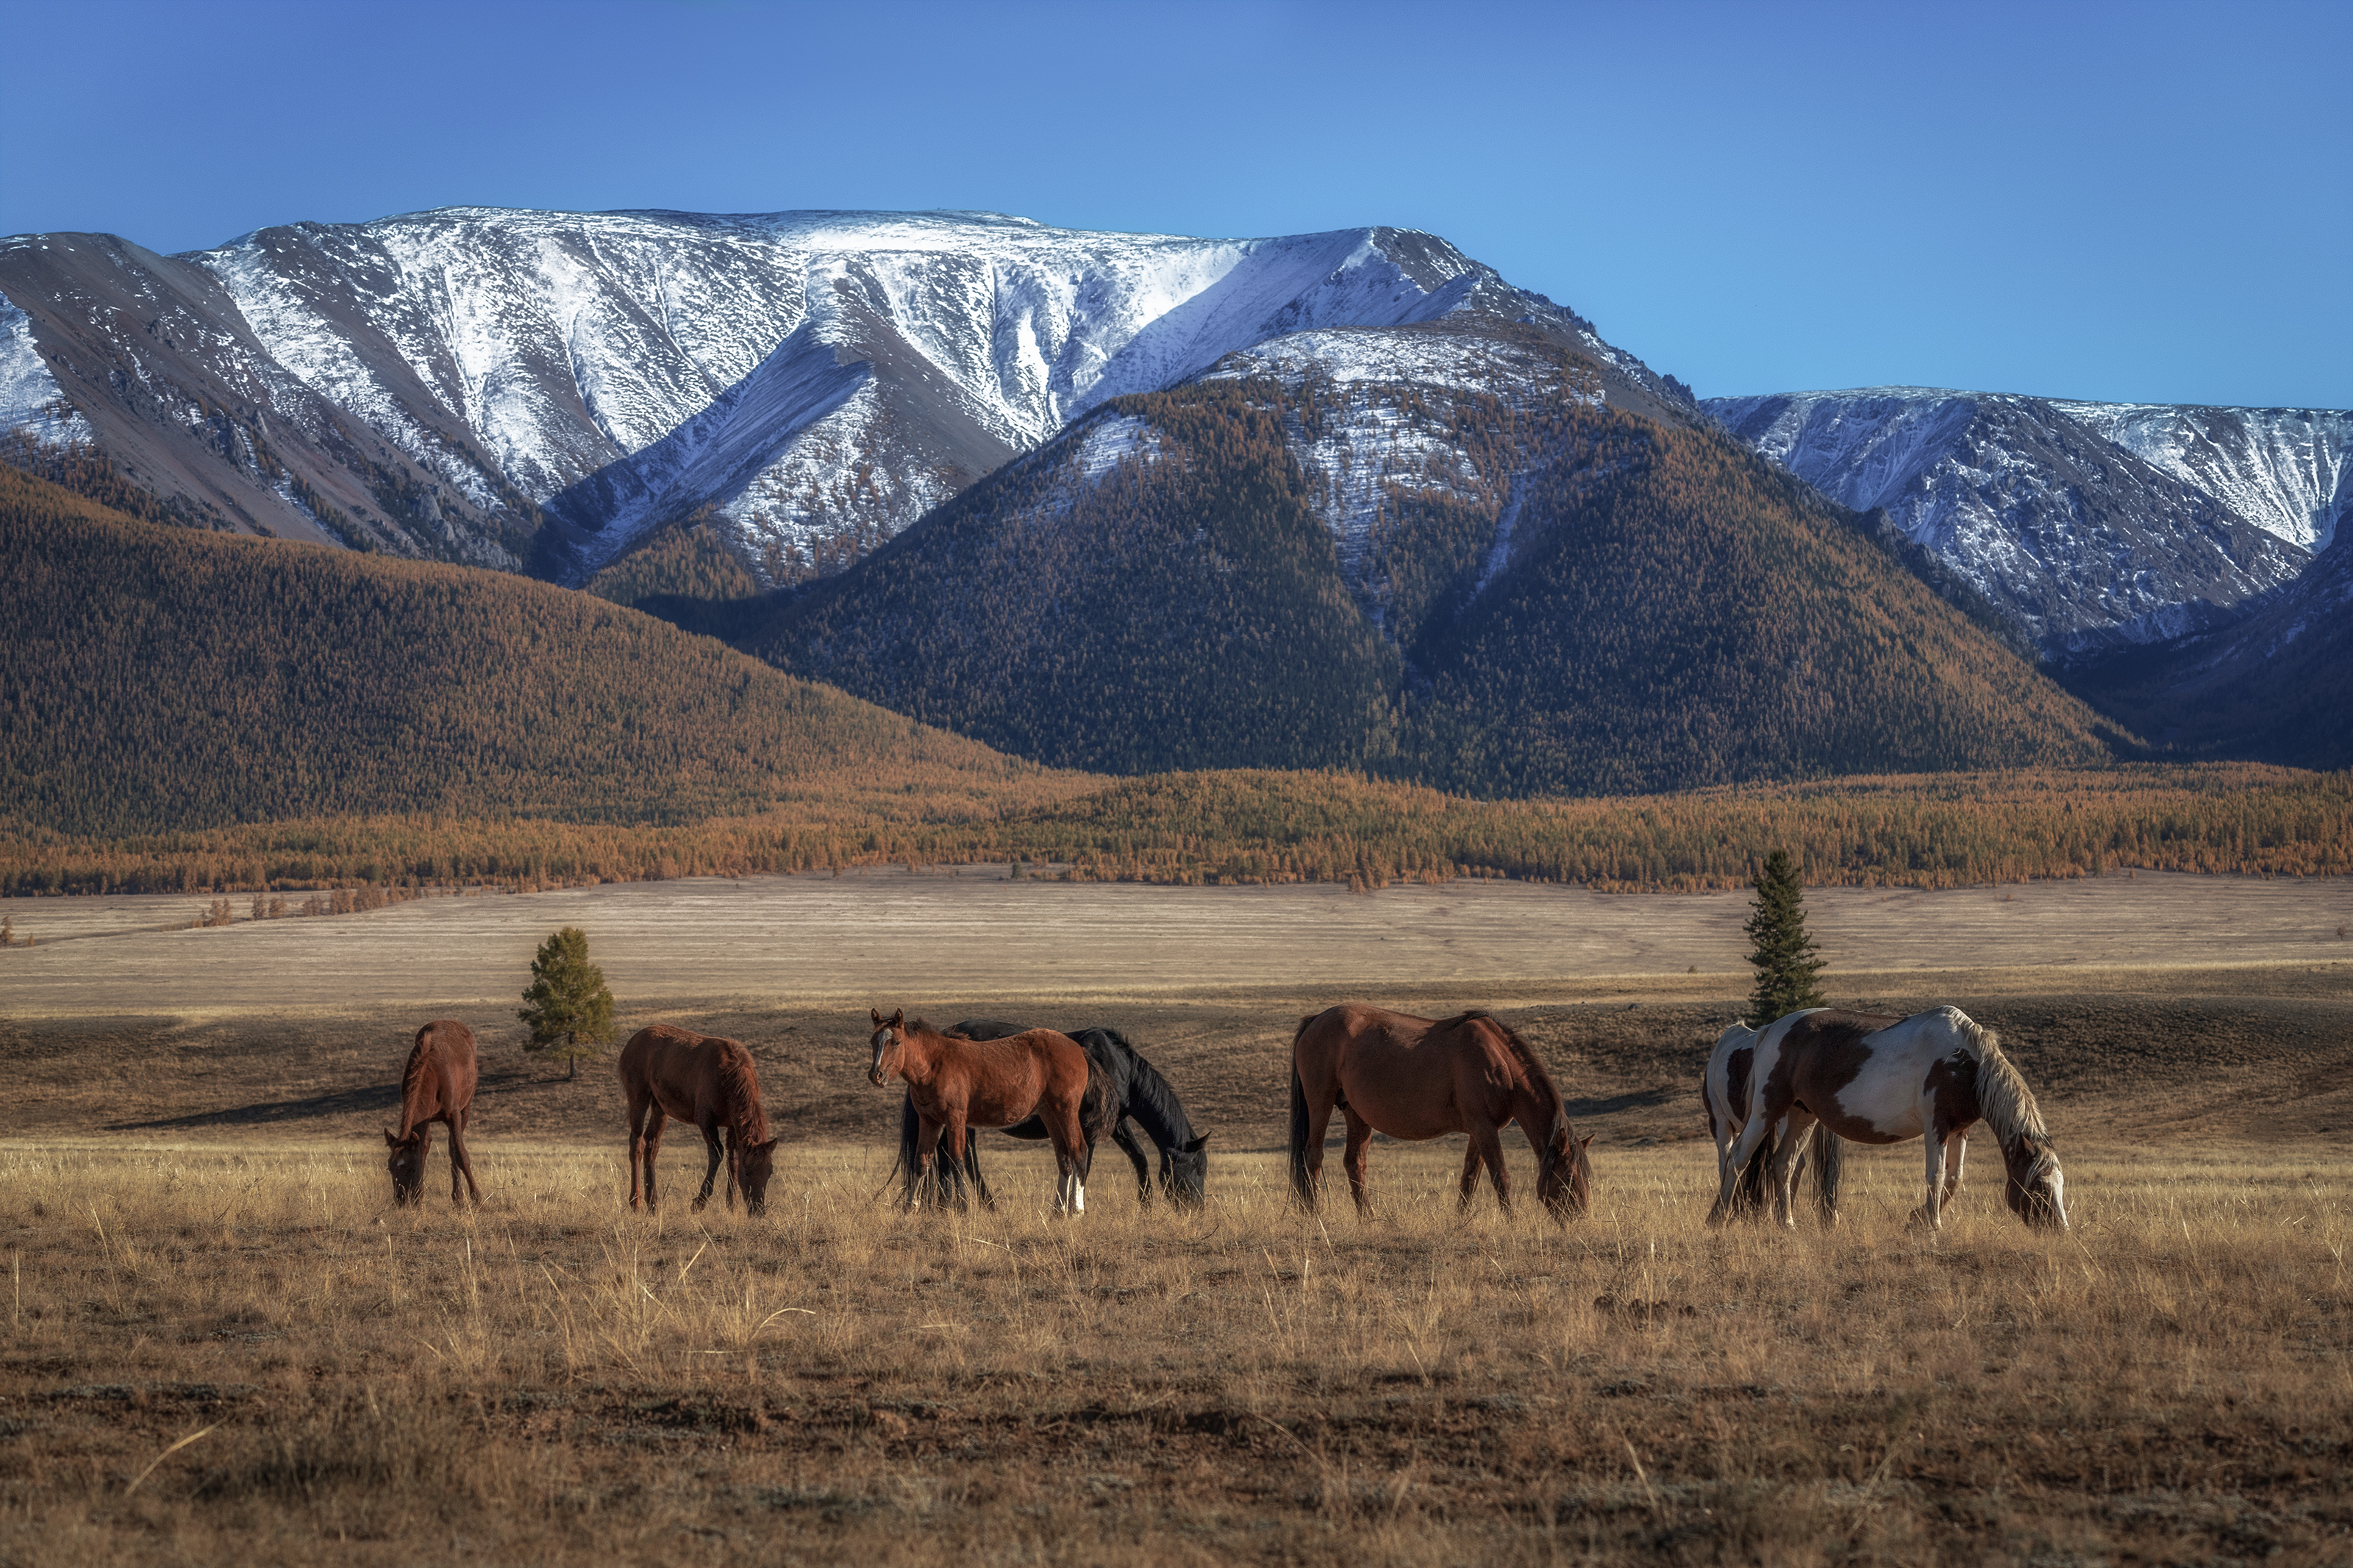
[897,1021,1210,1210]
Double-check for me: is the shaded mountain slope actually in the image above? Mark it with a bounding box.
[757,354,2129,794]
[2064,534,2353,770]
[0,465,1055,837]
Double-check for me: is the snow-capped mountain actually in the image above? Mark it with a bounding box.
[1705,387,2352,660]
[0,207,1688,580]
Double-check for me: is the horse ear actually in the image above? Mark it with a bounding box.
[383,1128,399,1148]
[871,1008,885,1027]
[757,1138,780,1153]
[1185,1134,1210,1152]
[1579,1134,1596,1150]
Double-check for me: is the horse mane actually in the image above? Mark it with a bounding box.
[718,1039,768,1143]
[1949,1010,2053,1170]
[1093,1027,1196,1150]
[1447,1010,1567,1145]
[395,1025,439,1139]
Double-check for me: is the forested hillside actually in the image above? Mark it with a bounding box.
[758,378,2132,794]
[0,467,1064,837]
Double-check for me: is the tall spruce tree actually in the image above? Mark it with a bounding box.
[518,926,615,1080]
[1744,850,1827,1025]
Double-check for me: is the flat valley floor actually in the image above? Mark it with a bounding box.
[1,871,2349,1564]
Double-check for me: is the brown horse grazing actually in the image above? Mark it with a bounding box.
[1290,1003,1593,1220]
[619,1025,780,1215]
[385,1020,482,1206]
[868,1009,1093,1214]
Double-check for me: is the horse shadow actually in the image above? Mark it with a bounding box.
[106,1067,542,1132]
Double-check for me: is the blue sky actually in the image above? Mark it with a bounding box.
[3,0,2344,407]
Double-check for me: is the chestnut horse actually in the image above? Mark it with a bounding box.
[1289,1004,1592,1220]
[1718,1006,2066,1231]
[1702,1020,1840,1223]
[620,1025,780,1215]
[385,1019,482,1206]
[867,1009,1093,1214]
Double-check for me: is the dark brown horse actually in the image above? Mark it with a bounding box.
[385,1019,482,1206]
[620,1025,780,1215]
[868,1009,1093,1214]
[1290,1003,1592,1220]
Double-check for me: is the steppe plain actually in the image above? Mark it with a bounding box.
[1,867,2349,1564]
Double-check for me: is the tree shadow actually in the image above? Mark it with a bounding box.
[106,1067,553,1131]
[1561,1086,1679,1119]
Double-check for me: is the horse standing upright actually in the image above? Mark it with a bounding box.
[899,1020,1209,1211]
[620,1025,780,1215]
[1702,1020,1840,1224]
[1718,1006,2066,1231]
[1289,1003,1592,1220]
[868,1010,1094,1215]
[385,1019,482,1206]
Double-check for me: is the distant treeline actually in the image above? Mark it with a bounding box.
[4,765,2344,898]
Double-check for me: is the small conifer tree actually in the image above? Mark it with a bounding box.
[518,926,615,1080]
[1744,850,1827,1025]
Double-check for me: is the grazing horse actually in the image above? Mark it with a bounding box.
[1702,1020,1840,1224]
[868,1009,1093,1214]
[899,1021,1210,1211]
[1290,1003,1593,1220]
[620,1025,780,1215]
[1718,1006,2067,1231]
[384,1020,482,1206]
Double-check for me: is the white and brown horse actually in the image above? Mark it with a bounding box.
[1702,1020,1840,1224]
[1717,1007,2065,1231]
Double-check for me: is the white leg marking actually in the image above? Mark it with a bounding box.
[1072,1175,1085,1216]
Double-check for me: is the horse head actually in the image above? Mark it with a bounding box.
[733,1136,782,1216]
[1161,1133,1210,1208]
[383,1126,427,1205]
[1538,1125,1596,1221]
[868,1008,907,1086]
[2002,1134,2068,1230]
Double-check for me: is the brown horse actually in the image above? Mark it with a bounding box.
[620,1025,780,1215]
[1290,1003,1593,1220]
[385,1019,482,1206]
[868,1009,1093,1214]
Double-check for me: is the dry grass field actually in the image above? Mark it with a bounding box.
[2,875,2349,1563]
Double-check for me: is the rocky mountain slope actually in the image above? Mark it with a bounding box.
[1,208,1689,581]
[1705,388,2352,661]
[757,333,2125,792]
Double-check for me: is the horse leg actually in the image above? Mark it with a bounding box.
[1765,1113,1810,1229]
[1943,1132,1968,1204]
[1906,1132,1951,1231]
[1111,1119,1152,1206]
[1465,1120,1511,1215]
[448,1110,482,1207]
[626,1094,651,1211]
[910,1116,945,1211]
[1341,1109,1375,1217]
[692,1116,725,1212]
[1715,1106,1777,1226]
[1458,1142,1482,1209]
[1301,1091,1340,1211]
[642,1115,665,1211]
[1049,1101,1088,1218]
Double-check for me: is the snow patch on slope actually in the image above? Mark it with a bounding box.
[0,292,92,443]
[2050,401,2353,553]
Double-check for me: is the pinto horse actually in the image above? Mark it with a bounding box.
[1702,1020,1840,1223]
[1290,1003,1592,1220]
[868,1010,1093,1214]
[385,1019,482,1206]
[1718,1007,2066,1231]
[899,1020,1208,1211]
[620,1025,780,1215]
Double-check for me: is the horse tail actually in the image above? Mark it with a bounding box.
[1288,1012,1321,1209]
[1810,1126,1843,1220]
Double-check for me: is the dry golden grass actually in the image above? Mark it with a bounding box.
[0,1134,2345,1564]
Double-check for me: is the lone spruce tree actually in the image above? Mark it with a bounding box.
[518,926,615,1080]
[1744,850,1827,1025]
